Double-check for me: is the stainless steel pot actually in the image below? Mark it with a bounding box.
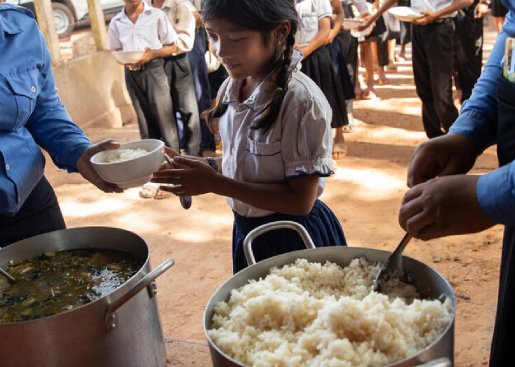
[0,227,174,367]
[204,221,456,367]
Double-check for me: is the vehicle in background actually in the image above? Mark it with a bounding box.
[6,0,123,37]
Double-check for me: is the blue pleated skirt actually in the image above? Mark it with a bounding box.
[232,200,346,273]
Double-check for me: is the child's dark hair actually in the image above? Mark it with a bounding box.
[202,0,298,132]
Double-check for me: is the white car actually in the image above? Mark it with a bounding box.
[7,0,124,37]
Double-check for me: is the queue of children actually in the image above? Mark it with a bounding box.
[106,0,499,274]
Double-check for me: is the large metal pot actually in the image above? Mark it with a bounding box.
[204,221,456,367]
[0,227,174,367]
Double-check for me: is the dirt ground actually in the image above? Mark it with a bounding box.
[45,23,503,366]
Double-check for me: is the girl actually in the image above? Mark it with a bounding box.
[152,0,346,273]
[295,0,350,158]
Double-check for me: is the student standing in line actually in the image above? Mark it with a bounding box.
[152,0,346,273]
[295,0,350,158]
[399,3,515,363]
[359,0,473,138]
[150,0,201,157]
[327,0,356,139]
[453,0,488,103]
[108,0,178,199]
[184,0,218,157]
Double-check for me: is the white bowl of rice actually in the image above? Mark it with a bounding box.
[90,139,165,189]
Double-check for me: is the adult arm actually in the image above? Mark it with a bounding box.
[26,30,121,192]
[299,17,331,58]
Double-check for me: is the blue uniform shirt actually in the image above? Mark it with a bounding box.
[0,4,91,216]
[449,0,515,226]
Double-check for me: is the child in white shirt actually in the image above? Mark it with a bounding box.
[152,0,346,273]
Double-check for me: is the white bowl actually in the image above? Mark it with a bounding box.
[342,18,364,30]
[112,51,146,65]
[388,6,424,22]
[90,139,165,189]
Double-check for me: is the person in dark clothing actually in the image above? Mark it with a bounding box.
[399,4,515,364]
[358,0,473,138]
[453,0,488,103]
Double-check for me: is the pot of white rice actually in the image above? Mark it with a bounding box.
[204,221,455,367]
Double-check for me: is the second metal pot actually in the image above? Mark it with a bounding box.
[204,221,455,367]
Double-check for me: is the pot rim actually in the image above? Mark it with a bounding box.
[203,245,456,367]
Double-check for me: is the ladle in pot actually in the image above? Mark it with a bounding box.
[373,232,412,292]
[0,266,15,283]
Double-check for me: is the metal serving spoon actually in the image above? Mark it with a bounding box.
[373,233,412,292]
[0,266,15,283]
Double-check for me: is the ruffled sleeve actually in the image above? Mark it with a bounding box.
[281,94,335,178]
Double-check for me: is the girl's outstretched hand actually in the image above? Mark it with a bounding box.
[151,155,219,196]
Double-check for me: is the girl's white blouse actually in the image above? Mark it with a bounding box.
[217,53,335,217]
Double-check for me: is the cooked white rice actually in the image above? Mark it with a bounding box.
[208,258,453,367]
[99,148,148,163]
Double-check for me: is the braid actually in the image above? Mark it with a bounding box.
[252,29,296,131]
[202,81,229,136]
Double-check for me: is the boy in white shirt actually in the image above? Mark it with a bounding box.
[150,0,201,156]
[108,0,180,152]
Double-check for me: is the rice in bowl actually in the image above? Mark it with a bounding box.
[98,148,149,164]
[208,258,453,367]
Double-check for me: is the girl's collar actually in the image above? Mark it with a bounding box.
[221,49,303,111]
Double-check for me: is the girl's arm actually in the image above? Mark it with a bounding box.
[328,0,344,44]
[299,16,331,59]
[152,156,320,216]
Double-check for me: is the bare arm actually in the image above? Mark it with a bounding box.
[358,0,397,29]
[152,156,320,216]
[299,16,331,59]
[214,175,319,216]
[414,0,474,24]
[328,0,344,43]
[135,44,178,65]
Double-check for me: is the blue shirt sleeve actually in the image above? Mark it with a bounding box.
[25,28,91,172]
[449,12,515,225]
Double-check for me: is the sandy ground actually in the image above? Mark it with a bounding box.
[45,23,504,366]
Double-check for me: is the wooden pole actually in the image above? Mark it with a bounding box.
[87,0,108,51]
[33,0,61,65]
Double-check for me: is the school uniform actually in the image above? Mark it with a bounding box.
[0,4,91,246]
[453,0,483,102]
[108,3,181,150]
[217,50,346,273]
[296,0,349,128]
[152,0,201,155]
[448,3,515,364]
[411,0,460,138]
[340,0,367,87]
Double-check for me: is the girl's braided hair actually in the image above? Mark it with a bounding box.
[202,0,299,132]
